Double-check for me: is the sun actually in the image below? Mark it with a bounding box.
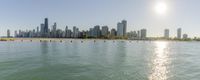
[154,2,168,15]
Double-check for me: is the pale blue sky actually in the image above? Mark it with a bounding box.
[0,0,200,37]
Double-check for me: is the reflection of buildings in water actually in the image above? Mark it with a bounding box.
[40,42,49,54]
[40,42,50,66]
[88,41,107,63]
[149,41,170,80]
[112,41,127,66]
[51,41,58,53]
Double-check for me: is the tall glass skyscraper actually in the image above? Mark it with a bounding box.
[117,20,127,37]
[44,18,49,37]
[122,20,127,36]
[164,29,169,38]
[177,28,182,39]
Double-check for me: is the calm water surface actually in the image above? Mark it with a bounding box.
[0,40,200,80]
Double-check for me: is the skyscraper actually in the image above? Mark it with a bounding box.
[52,22,57,38]
[64,26,68,38]
[89,28,94,37]
[65,26,71,38]
[177,28,182,39]
[117,22,124,36]
[117,20,127,37]
[14,30,18,37]
[140,29,147,39]
[164,29,169,38]
[93,25,101,37]
[111,28,117,36]
[7,29,10,38]
[40,23,45,37]
[19,30,22,37]
[122,20,127,36]
[44,18,49,37]
[73,26,79,38]
[36,26,39,37]
[137,30,141,39]
[101,26,109,36]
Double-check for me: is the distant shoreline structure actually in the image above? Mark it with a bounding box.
[4,18,193,41]
[0,38,200,42]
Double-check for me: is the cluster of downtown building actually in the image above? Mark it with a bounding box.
[11,18,147,39]
[7,18,190,40]
[163,28,189,40]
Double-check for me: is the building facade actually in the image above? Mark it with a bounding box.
[101,26,109,36]
[164,29,169,38]
[177,28,182,39]
[140,29,147,39]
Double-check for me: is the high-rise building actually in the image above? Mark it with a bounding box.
[44,18,49,37]
[36,26,39,37]
[64,26,68,38]
[40,23,45,37]
[52,23,57,31]
[122,20,127,36]
[36,27,39,33]
[117,22,124,36]
[89,28,94,37]
[14,30,18,37]
[137,30,141,39]
[67,30,72,38]
[127,31,137,39]
[117,20,127,37]
[140,29,147,39]
[93,25,101,37]
[52,22,57,38]
[73,26,79,38]
[164,29,169,38]
[183,34,188,39]
[101,26,109,36]
[32,29,36,37]
[111,28,117,36]
[177,28,182,39]
[7,29,10,38]
[56,29,62,38]
[19,30,22,37]
[65,26,71,38]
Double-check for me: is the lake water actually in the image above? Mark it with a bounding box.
[0,40,200,80]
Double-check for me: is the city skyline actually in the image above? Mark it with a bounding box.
[6,18,190,40]
[0,0,200,37]
[12,18,133,39]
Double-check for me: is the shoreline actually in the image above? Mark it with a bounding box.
[0,38,199,42]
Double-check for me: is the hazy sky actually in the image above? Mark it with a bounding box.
[0,0,200,37]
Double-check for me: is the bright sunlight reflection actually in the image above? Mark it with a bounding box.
[149,41,169,80]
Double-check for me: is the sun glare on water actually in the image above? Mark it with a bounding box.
[149,41,170,80]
